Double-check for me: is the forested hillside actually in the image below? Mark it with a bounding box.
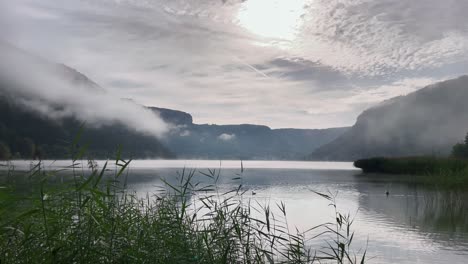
[310,76,468,161]
[0,94,174,160]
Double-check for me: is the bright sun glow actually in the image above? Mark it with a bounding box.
[237,0,307,41]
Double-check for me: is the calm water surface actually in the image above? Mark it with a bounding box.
[4,160,468,264]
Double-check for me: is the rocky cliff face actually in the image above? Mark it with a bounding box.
[149,107,193,126]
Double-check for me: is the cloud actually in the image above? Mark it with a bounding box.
[0,42,168,137]
[1,0,467,129]
[296,0,468,76]
[218,133,236,141]
[180,130,191,137]
[306,77,439,114]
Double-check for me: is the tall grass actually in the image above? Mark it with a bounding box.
[0,151,365,263]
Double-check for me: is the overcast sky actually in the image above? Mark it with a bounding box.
[1,0,468,129]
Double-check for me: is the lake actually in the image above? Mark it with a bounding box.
[3,160,468,264]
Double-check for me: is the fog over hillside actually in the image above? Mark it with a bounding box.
[2,0,468,129]
[0,43,347,160]
[310,76,468,161]
[0,41,169,138]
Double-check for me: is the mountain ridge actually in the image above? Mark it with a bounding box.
[309,75,468,161]
[0,43,348,160]
[0,42,173,159]
[150,107,348,160]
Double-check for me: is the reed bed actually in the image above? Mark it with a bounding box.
[0,149,365,263]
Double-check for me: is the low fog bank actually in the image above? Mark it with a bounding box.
[0,42,168,138]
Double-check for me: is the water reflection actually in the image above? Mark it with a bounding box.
[353,175,468,262]
[122,167,468,263]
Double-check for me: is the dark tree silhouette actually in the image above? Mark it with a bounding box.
[0,141,11,160]
[452,132,468,158]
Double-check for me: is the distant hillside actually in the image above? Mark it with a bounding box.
[310,76,468,161]
[0,42,348,160]
[0,94,174,160]
[0,92,346,160]
[151,109,347,160]
[0,42,173,160]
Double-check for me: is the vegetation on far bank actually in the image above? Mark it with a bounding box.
[354,133,468,189]
[354,156,468,175]
[452,132,468,159]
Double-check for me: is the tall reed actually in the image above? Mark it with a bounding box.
[0,148,365,263]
